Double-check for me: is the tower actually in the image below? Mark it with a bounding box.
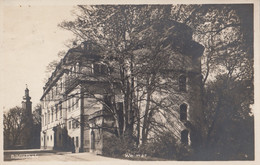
[22,84,32,116]
[21,84,33,148]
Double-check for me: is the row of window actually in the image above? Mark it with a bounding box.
[68,120,79,129]
[44,68,185,104]
[44,135,52,141]
[92,63,109,75]
[42,104,62,126]
[68,63,108,77]
[67,97,79,112]
[42,133,62,142]
[44,81,63,104]
[42,97,81,127]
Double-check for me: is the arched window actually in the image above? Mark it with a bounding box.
[180,103,187,121]
[181,130,189,145]
[179,75,186,92]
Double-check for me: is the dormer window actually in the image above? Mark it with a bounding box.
[81,41,92,51]
[92,63,108,75]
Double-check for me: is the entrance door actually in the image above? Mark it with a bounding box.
[44,134,47,149]
[91,130,95,150]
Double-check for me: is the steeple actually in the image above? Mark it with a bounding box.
[22,84,32,115]
[23,84,31,101]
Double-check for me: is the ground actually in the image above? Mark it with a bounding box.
[4,149,126,162]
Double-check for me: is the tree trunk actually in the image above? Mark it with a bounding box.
[141,90,151,144]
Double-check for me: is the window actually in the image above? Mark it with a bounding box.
[48,111,50,124]
[76,98,79,108]
[73,120,79,129]
[93,63,108,75]
[51,89,54,100]
[68,99,71,112]
[101,64,107,74]
[180,104,187,121]
[51,108,53,122]
[181,130,189,145]
[60,105,62,118]
[60,81,63,91]
[76,63,80,77]
[55,105,58,120]
[179,75,186,92]
[56,85,58,95]
[53,87,56,97]
[45,113,47,125]
[72,98,74,110]
[93,64,99,74]
[69,121,72,129]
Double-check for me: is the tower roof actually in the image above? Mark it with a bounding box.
[23,84,31,101]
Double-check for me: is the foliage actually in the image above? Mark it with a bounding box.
[33,104,42,125]
[3,106,42,149]
[102,134,138,157]
[58,5,193,143]
[44,50,67,83]
[140,131,192,160]
[3,107,27,148]
[201,74,254,160]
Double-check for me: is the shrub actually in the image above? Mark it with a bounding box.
[140,131,192,160]
[102,135,138,157]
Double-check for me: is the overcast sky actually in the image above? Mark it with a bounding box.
[1,5,76,112]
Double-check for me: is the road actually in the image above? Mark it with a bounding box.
[4,149,127,162]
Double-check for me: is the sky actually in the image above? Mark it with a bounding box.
[1,5,76,112]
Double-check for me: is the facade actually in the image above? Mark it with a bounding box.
[40,21,204,153]
[40,42,120,153]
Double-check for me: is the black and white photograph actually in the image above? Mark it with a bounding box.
[0,0,258,163]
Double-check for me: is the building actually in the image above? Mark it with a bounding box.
[40,21,204,154]
[20,86,33,148]
[40,41,120,153]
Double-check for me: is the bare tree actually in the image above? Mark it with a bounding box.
[4,107,27,148]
